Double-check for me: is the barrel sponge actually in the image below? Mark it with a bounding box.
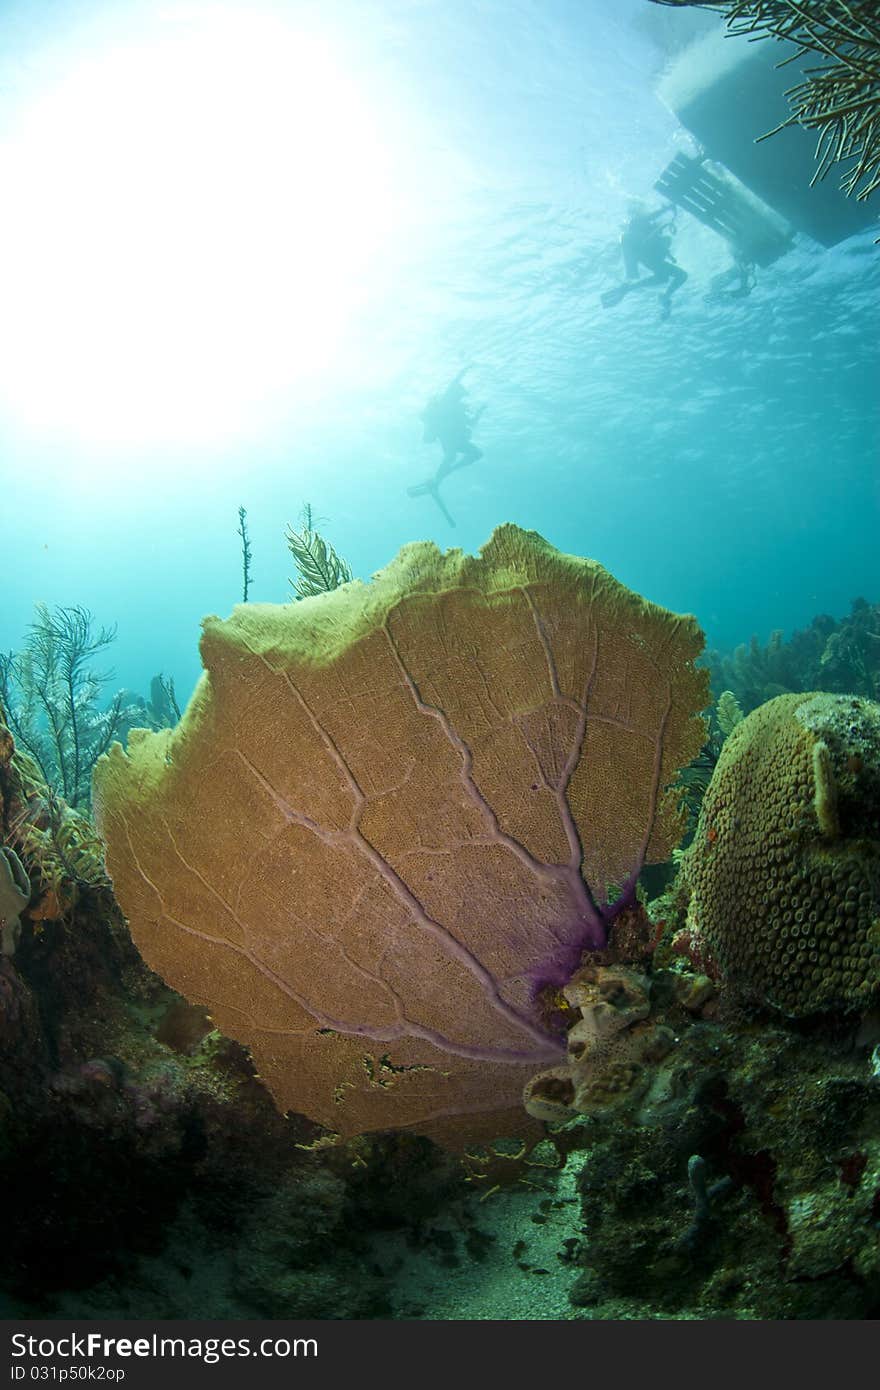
[93,524,708,1145]
[684,692,880,1017]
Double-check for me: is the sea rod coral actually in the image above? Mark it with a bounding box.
[0,604,131,811]
[93,525,707,1145]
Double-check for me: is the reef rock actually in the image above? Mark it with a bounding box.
[93,525,707,1144]
[569,997,880,1318]
[684,692,880,1016]
[523,962,675,1122]
[0,847,30,957]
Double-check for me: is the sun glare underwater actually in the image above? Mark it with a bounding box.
[0,4,398,449]
[1,0,879,1326]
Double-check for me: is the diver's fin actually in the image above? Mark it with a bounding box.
[432,491,456,527]
[601,284,629,309]
[407,477,456,527]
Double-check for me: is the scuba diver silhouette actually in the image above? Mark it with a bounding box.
[601,202,688,320]
[407,368,486,527]
[705,250,756,302]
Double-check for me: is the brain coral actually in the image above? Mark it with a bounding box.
[684,692,880,1016]
[93,525,707,1144]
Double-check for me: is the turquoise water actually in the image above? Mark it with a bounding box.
[0,0,877,704]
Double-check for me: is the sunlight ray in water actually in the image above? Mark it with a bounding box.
[0,4,397,449]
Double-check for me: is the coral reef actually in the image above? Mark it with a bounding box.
[567,990,880,1318]
[513,684,880,1317]
[3,622,880,1317]
[504,894,880,1318]
[683,691,880,1016]
[1,707,463,1317]
[706,598,880,714]
[93,525,708,1145]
